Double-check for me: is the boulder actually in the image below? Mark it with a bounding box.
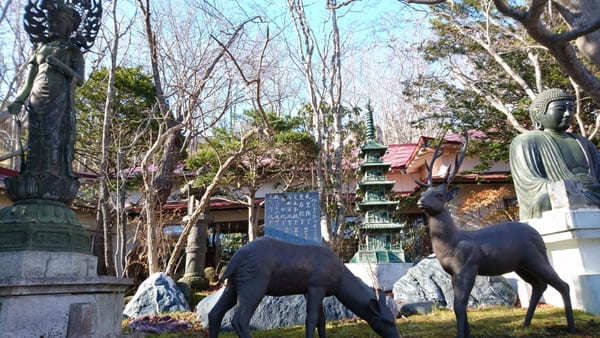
[204,267,217,284]
[393,256,517,309]
[124,272,190,318]
[399,301,433,316]
[196,287,357,331]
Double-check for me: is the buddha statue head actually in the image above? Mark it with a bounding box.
[529,88,574,132]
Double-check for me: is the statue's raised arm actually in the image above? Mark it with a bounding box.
[509,88,600,220]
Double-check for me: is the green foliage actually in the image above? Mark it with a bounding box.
[75,66,156,170]
[186,109,318,194]
[220,233,246,262]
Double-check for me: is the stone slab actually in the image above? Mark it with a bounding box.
[0,276,132,338]
[264,192,321,245]
[0,251,97,279]
[523,208,600,314]
[548,180,590,210]
[345,262,411,291]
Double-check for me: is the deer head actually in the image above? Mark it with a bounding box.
[413,132,468,215]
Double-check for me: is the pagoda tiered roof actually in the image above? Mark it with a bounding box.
[358,162,391,172]
[358,180,395,186]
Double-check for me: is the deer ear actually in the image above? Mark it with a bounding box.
[447,187,460,201]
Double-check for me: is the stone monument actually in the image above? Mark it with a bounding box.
[347,107,411,291]
[0,1,131,336]
[264,191,321,245]
[509,88,600,314]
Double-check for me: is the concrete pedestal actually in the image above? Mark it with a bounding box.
[345,263,412,291]
[0,251,132,337]
[522,207,600,314]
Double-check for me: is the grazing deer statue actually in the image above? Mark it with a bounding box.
[412,133,575,338]
[208,236,399,338]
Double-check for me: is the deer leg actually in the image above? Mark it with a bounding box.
[231,281,267,338]
[452,270,476,338]
[515,267,546,328]
[305,287,326,338]
[208,285,237,338]
[527,263,575,333]
[317,302,326,338]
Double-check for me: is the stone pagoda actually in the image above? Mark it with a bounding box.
[350,108,405,264]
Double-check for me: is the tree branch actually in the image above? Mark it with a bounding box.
[165,128,257,275]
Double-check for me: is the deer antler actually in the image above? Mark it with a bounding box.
[446,130,469,185]
[425,131,446,186]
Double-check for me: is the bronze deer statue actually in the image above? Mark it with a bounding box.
[411,134,575,338]
[208,236,399,338]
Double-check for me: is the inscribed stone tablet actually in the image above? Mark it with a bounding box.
[264,192,321,245]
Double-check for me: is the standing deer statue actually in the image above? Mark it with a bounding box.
[208,236,399,338]
[412,133,575,338]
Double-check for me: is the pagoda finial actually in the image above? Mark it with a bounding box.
[366,102,375,141]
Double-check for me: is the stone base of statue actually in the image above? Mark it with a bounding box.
[515,207,600,315]
[0,201,90,252]
[0,198,132,337]
[0,251,132,337]
[345,262,412,291]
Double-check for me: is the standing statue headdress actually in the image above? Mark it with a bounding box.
[24,0,102,52]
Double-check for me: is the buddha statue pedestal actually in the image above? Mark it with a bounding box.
[515,182,600,315]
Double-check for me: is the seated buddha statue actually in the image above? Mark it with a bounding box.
[510,88,600,220]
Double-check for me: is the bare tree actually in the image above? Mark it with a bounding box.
[136,0,256,274]
[164,129,256,276]
[286,0,351,242]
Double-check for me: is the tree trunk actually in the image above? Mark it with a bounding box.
[164,129,256,276]
[554,0,600,67]
[144,193,159,274]
[115,150,127,277]
[329,2,345,237]
[93,210,107,275]
[248,190,257,241]
[95,0,120,276]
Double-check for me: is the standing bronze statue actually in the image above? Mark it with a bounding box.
[3,0,101,203]
[0,0,101,253]
[510,88,600,220]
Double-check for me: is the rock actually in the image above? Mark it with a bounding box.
[385,295,399,318]
[393,256,517,309]
[399,301,433,316]
[204,267,217,284]
[124,272,190,318]
[176,281,192,304]
[196,287,357,331]
[217,265,227,282]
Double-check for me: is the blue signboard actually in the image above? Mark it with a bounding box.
[264,192,321,245]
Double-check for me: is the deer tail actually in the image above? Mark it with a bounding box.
[530,229,549,262]
[218,255,239,284]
